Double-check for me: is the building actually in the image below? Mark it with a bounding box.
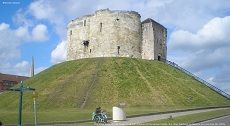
[0,73,28,92]
[67,9,167,61]
[142,18,167,61]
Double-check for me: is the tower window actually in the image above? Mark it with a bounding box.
[90,49,92,53]
[83,40,89,47]
[117,46,120,55]
[100,23,102,32]
[84,20,86,26]
[158,55,161,61]
[116,18,120,21]
[70,30,72,35]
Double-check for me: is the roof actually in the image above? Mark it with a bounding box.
[142,18,166,29]
[0,73,28,83]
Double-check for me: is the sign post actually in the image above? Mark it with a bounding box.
[8,81,35,126]
[33,91,38,126]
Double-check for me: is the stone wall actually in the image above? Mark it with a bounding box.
[67,9,167,61]
[141,18,167,61]
[67,9,142,60]
[141,21,154,60]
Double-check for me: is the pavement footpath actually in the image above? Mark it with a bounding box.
[188,115,230,126]
[103,107,229,126]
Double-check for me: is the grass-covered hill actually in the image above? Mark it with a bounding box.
[0,57,229,112]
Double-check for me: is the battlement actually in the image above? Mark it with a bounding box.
[95,8,141,17]
[70,9,140,25]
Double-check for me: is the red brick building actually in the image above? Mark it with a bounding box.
[0,73,28,92]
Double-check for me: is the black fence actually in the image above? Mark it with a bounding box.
[166,60,230,100]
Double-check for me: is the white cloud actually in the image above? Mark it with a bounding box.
[14,61,30,76]
[169,16,230,68]
[170,16,230,51]
[15,23,49,42]
[28,0,66,38]
[51,40,67,64]
[25,0,230,39]
[29,0,56,20]
[0,22,48,76]
[15,61,29,69]
[0,60,30,76]
[0,25,28,76]
[207,70,230,95]
[13,9,49,42]
[13,9,33,27]
[15,26,30,40]
[0,23,21,61]
[0,23,9,31]
[153,0,230,32]
[0,22,48,63]
[168,16,230,94]
[31,24,48,41]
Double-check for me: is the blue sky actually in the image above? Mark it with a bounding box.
[0,0,230,94]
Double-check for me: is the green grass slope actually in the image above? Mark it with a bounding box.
[0,57,229,111]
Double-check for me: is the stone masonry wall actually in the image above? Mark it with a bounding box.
[67,9,142,60]
[67,9,167,61]
[141,19,167,61]
[141,21,154,60]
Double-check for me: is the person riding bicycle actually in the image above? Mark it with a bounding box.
[93,107,108,123]
[95,107,102,115]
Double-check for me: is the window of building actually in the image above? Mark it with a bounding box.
[83,40,89,47]
[70,30,72,35]
[100,22,102,32]
[117,46,120,55]
[158,55,161,61]
[90,49,92,53]
[84,20,86,26]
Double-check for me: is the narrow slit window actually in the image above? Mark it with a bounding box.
[117,46,120,55]
[100,23,102,32]
[90,49,91,53]
[84,20,86,26]
[70,30,72,35]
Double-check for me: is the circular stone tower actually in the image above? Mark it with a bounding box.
[67,9,142,60]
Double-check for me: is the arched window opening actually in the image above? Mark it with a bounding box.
[100,23,102,32]
[158,55,161,61]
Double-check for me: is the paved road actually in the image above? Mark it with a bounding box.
[188,115,230,126]
[104,108,229,126]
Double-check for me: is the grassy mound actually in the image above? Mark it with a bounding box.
[0,57,229,112]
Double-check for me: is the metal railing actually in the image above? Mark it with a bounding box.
[165,60,230,100]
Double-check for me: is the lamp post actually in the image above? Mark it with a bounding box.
[8,81,35,126]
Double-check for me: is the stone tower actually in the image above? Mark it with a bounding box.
[67,9,142,60]
[141,18,167,61]
[67,9,167,61]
